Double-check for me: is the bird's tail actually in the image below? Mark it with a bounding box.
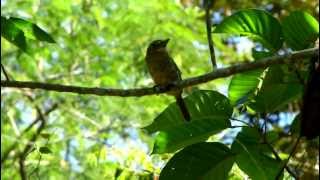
[175,95,191,122]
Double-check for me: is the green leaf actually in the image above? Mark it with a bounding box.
[228,70,264,106]
[231,127,283,180]
[1,16,55,52]
[9,17,55,43]
[152,116,230,154]
[249,84,302,113]
[228,51,272,106]
[160,142,235,180]
[282,11,319,50]
[1,16,27,51]
[39,147,52,154]
[146,90,232,154]
[143,90,232,133]
[213,9,283,51]
[40,133,51,139]
[248,64,303,113]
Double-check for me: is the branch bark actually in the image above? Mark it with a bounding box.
[1,47,318,97]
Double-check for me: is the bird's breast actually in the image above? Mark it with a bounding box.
[146,53,181,85]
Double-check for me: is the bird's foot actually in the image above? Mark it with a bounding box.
[153,83,175,93]
[153,84,165,92]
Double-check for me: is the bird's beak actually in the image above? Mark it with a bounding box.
[162,38,170,46]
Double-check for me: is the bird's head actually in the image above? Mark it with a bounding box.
[147,39,170,53]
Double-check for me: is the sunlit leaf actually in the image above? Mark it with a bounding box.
[1,16,27,51]
[228,70,264,106]
[8,17,55,43]
[1,16,55,53]
[228,51,272,106]
[213,9,283,51]
[282,11,319,50]
[160,142,235,180]
[145,90,232,154]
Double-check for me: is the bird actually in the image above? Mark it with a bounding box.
[145,39,191,122]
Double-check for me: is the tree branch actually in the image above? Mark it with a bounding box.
[262,132,298,179]
[18,111,46,180]
[1,63,10,81]
[1,102,58,165]
[275,136,301,179]
[205,0,217,68]
[1,47,318,97]
[19,158,27,180]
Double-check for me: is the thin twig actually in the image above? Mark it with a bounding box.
[19,158,27,180]
[262,113,267,142]
[230,117,251,126]
[64,139,71,162]
[29,131,50,179]
[1,63,10,81]
[294,69,305,85]
[257,114,298,178]
[205,0,217,69]
[262,134,298,179]
[275,136,301,179]
[230,125,246,128]
[1,47,318,97]
[18,95,47,180]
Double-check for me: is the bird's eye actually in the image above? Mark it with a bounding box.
[154,41,161,45]
[149,40,163,48]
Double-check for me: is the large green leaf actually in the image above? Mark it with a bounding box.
[152,116,230,154]
[213,9,283,51]
[282,11,319,50]
[145,90,232,154]
[231,127,283,180]
[249,84,302,113]
[1,16,55,52]
[160,142,235,180]
[143,90,233,133]
[248,65,303,113]
[228,51,273,106]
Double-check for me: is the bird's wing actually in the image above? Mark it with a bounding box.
[169,57,182,80]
